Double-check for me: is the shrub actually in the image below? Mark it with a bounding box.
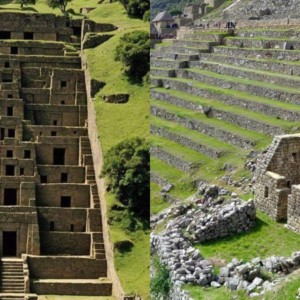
[151,255,172,299]
[169,8,182,16]
[101,137,150,218]
[119,0,149,18]
[143,9,150,22]
[143,71,150,87]
[47,0,72,13]
[115,30,150,77]
[19,0,36,8]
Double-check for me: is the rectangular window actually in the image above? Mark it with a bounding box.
[51,131,57,137]
[6,150,13,158]
[3,74,13,83]
[70,224,75,232]
[264,187,269,198]
[7,94,13,99]
[53,120,57,126]
[61,101,65,105]
[292,153,297,163]
[11,47,18,55]
[6,165,15,176]
[20,168,24,176]
[53,148,65,165]
[61,173,68,183]
[0,31,11,39]
[4,62,10,68]
[24,32,34,40]
[287,181,291,188]
[8,129,15,138]
[24,150,31,159]
[61,196,71,208]
[41,175,47,184]
[4,189,17,205]
[61,81,67,89]
[50,221,55,231]
[7,107,13,116]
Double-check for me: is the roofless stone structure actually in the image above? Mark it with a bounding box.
[0,12,117,300]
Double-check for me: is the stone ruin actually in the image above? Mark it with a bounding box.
[254,134,300,235]
[0,12,117,300]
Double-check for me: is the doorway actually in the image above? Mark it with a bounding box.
[4,189,17,205]
[53,148,65,165]
[3,231,17,257]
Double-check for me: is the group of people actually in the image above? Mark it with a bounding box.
[158,33,174,39]
[166,23,178,29]
[196,20,237,29]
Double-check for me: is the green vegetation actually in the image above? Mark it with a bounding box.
[115,30,150,77]
[169,8,182,15]
[47,0,72,13]
[197,210,300,262]
[19,0,36,8]
[119,0,149,18]
[150,255,173,299]
[101,137,149,217]
[150,182,171,214]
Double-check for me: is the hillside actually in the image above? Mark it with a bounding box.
[150,0,203,20]
[150,16,300,300]
[0,0,150,299]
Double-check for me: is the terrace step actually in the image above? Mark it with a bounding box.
[150,99,271,150]
[150,59,188,69]
[175,68,300,105]
[152,51,199,61]
[224,36,300,50]
[173,39,219,48]
[199,52,300,77]
[150,88,288,136]
[213,45,300,61]
[155,45,209,54]
[189,59,300,90]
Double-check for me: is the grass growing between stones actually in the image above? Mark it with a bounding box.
[150,99,272,150]
[150,182,171,215]
[195,210,300,263]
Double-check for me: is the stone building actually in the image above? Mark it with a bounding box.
[152,11,176,36]
[0,12,116,300]
[254,134,300,235]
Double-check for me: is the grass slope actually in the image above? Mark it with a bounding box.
[0,0,150,298]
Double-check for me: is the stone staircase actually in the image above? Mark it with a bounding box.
[0,259,25,295]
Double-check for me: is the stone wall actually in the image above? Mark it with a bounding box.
[27,256,107,279]
[151,104,255,149]
[150,59,187,69]
[176,68,300,106]
[213,46,300,62]
[190,60,300,91]
[150,124,221,159]
[150,172,169,187]
[150,146,196,173]
[236,30,300,39]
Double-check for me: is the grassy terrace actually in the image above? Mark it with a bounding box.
[151,115,244,157]
[225,36,300,41]
[151,77,300,113]
[186,68,300,95]
[207,52,300,66]
[151,87,296,131]
[151,157,198,200]
[150,182,171,215]
[216,45,300,52]
[202,60,300,81]
[150,99,272,150]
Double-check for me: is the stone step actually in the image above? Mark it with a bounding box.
[150,100,271,150]
[189,59,300,90]
[176,67,300,105]
[150,68,176,78]
[235,29,300,39]
[150,59,188,69]
[173,39,219,48]
[224,36,300,50]
[184,32,228,42]
[213,45,300,61]
[155,45,209,54]
[152,51,199,61]
[199,52,300,77]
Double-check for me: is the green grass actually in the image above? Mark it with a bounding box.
[151,157,197,200]
[150,98,272,150]
[152,75,300,113]
[150,182,171,214]
[196,210,300,262]
[152,86,296,131]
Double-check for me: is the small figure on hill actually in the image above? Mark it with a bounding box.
[174,53,178,60]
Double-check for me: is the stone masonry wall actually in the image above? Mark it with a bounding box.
[150,124,221,159]
[150,104,254,149]
[150,146,196,173]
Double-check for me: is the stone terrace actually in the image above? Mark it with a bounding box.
[0,12,116,300]
[150,26,300,201]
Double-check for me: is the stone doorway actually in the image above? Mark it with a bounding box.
[2,231,17,257]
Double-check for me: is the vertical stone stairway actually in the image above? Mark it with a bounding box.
[0,259,25,297]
